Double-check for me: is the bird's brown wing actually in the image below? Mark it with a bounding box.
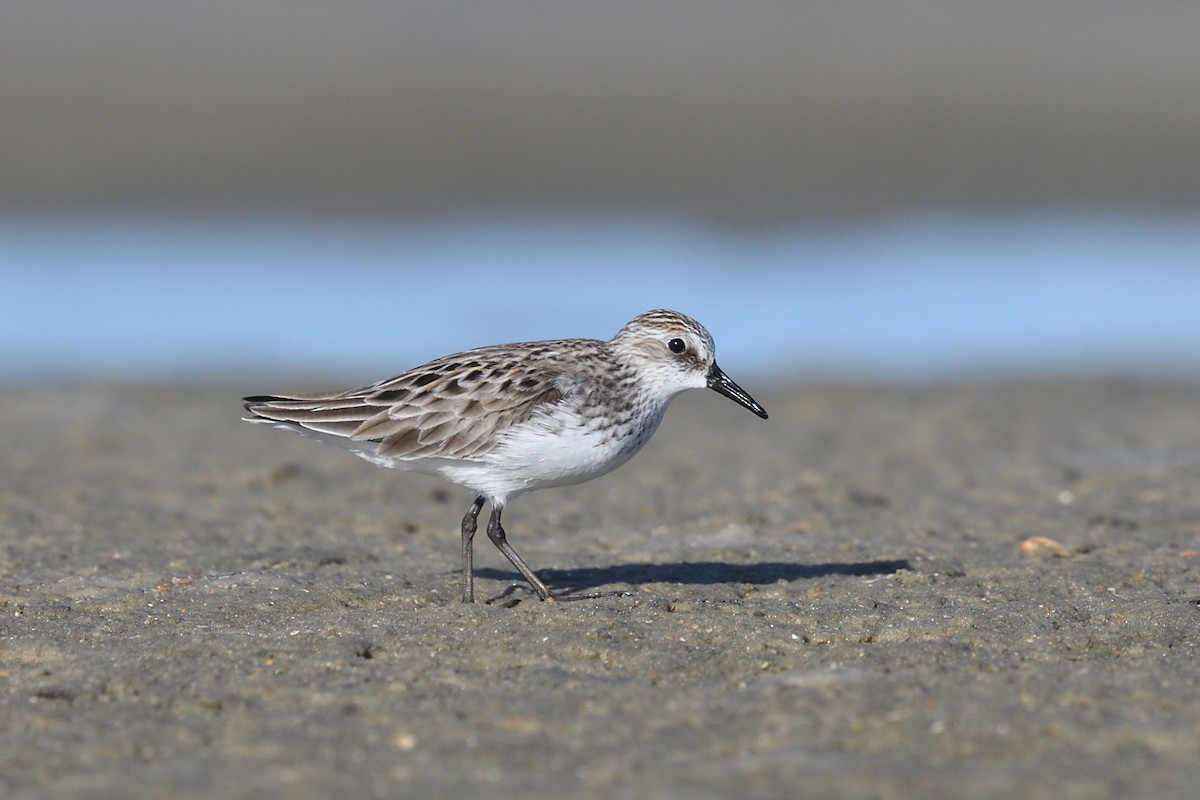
[243,343,574,461]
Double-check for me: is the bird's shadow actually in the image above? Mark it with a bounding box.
[476,558,910,599]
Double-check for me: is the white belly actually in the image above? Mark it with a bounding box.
[434,405,666,503]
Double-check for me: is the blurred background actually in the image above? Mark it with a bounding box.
[3,1,1199,385]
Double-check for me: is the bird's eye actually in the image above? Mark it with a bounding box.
[667,338,687,354]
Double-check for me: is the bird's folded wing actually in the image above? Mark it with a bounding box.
[243,346,573,461]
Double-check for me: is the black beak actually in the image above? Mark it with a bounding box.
[707,362,768,419]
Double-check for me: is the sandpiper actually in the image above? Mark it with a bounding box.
[243,309,767,602]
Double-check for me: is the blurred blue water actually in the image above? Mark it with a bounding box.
[2,211,1198,385]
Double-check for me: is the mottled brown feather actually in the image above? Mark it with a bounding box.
[243,341,592,461]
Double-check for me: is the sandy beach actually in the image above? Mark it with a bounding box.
[2,379,1198,798]
[5,4,1199,795]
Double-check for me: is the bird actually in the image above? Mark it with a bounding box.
[242,309,767,603]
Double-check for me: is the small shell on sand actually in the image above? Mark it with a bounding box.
[1019,536,1070,558]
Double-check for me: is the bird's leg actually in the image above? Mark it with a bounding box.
[486,507,553,601]
[460,496,486,603]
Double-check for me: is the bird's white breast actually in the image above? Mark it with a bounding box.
[433,400,667,503]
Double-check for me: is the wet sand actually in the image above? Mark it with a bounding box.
[2,380,1199,798]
